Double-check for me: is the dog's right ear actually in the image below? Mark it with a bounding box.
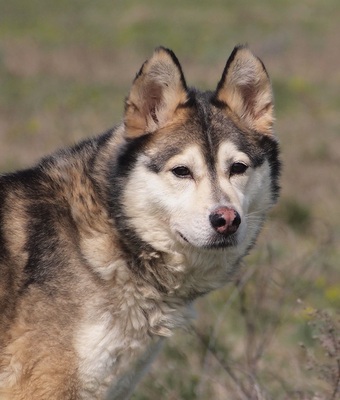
[124,47,189,138]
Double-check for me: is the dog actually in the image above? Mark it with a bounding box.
[0,45,280,399]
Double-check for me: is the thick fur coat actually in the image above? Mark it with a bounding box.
[0,46,280,399]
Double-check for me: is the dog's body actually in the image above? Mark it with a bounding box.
[0,46,280,399]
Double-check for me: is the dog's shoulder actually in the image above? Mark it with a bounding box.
[0,128,119,327]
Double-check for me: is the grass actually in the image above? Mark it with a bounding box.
[1,0,339,398]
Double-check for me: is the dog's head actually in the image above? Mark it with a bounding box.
[113,46,280,258]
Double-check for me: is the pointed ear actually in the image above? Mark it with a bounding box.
[214,45,274,134]
[124,47,188,138]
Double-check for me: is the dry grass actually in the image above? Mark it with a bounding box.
[0,1,339,398]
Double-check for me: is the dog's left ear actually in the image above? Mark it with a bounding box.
[214,45,274,134]
[124,47,188,138]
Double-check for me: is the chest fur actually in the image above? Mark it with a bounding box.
[75,308,154,399]
[74,282,188,400]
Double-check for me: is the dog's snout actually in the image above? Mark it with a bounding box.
[209,207,241,235]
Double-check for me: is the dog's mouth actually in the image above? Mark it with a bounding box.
[204,235,238,249]
[177,231,238,249]
[177,231,190,244]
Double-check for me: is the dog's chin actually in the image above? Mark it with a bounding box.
[177,231,238,250]
[204,236,238,250]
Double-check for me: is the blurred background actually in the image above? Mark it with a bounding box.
[1,1,339,398]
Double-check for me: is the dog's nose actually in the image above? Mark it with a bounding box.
[209,207,241,235]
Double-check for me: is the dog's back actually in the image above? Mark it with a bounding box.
[0,135,112,398]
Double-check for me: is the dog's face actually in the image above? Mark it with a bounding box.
[114,46,280,257]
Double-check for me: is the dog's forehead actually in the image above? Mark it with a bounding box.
[144,89,267,170]
[192,90,247,134]
[187,91,255,155]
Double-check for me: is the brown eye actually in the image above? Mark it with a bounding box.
[230,162,248,176]
[172,166,192,178]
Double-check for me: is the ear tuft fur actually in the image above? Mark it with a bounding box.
[124,47,188,138]
[215,45,274,134]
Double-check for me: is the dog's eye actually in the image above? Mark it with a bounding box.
[172,166,192,178]
[230,162,248,176]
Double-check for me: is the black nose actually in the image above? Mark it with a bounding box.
[209,207,241,235]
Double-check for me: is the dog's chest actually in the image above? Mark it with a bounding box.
[76,318,119,393]
[74,289,164,400]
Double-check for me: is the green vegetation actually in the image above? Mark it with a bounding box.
[274,197,312,233]
[1,0,339,398]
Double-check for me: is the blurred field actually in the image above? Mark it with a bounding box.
[1,1,339,399]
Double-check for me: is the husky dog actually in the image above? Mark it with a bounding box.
[0,46,280,399]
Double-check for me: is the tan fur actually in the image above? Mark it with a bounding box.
[0,46,279,399]
[124,47,189,137]
[215,46,274,134]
